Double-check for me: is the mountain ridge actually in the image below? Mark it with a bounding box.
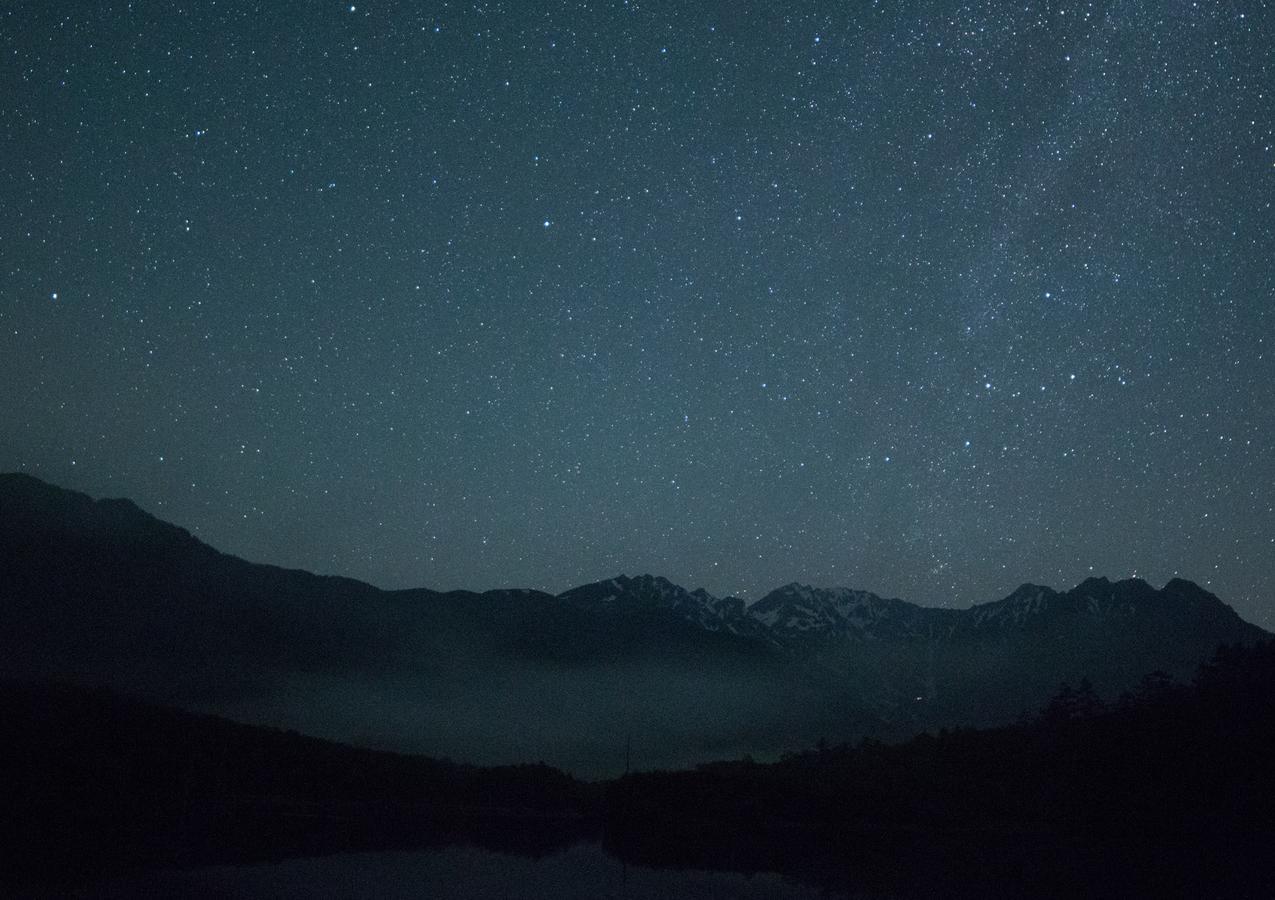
[562,570,1259,652]
[0,471,1267,774]
[0,472,1253,640]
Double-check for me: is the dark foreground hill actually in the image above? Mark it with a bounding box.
[0,472,1267,775]
[0,679,594,889]
[604,640,1275,897]
[5,643,1274,897]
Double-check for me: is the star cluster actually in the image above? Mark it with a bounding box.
[2,1,1272,624]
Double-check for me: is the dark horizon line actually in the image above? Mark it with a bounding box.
[0,469,1236,616]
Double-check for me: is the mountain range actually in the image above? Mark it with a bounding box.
[0,472,1266,775]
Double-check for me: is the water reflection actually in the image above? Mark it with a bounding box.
[72,842,838,899]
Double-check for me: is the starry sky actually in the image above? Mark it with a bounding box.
[2,1,1272,624]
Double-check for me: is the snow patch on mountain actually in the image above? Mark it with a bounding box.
[556,574,770,640]
[555,570,1259,653]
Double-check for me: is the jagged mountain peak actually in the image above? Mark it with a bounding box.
[561,573,704,601]
[970,583,1058,627]
[1004,582,1056,599]
[607,573,695,595]
[1162,577,1219,605]
[554,573,768,639]
[754,582,888,603]
[747,582,921,640]
[965,575,1253,633]
[1072,575,1154,596]
[772,580,819,595]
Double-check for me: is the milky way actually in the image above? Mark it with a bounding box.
[2,1,1272,623]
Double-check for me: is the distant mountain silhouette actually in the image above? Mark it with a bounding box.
[0,473,1266,774]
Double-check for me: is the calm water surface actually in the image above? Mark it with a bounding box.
[72,842,840,899]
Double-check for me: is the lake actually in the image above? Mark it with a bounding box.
[67,842,841,899]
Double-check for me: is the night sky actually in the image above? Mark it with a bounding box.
[2,2,1272,625]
